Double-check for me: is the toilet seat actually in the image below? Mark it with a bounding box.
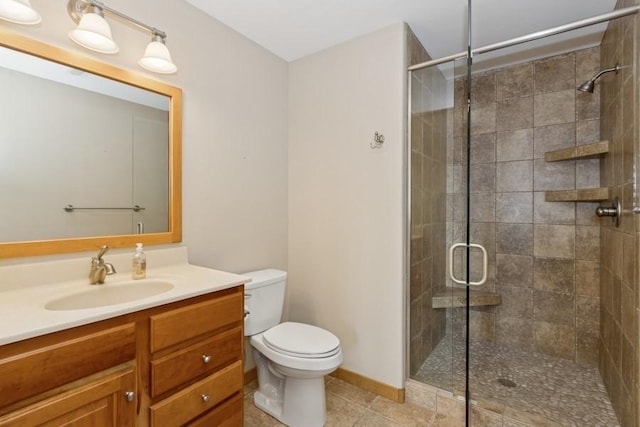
[263,322,340,359]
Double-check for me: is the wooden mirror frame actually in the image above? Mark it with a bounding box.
[0,29,182,258]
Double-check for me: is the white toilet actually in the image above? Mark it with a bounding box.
[243,269,343,427]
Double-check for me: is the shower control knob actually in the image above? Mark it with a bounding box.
[596,207,617,216]
[595,197,621,227]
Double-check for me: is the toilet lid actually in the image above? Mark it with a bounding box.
[263,322,340,358]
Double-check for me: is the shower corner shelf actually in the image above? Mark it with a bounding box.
[544,140,609,162]
[544,187,610,202]
[432,288,501,309]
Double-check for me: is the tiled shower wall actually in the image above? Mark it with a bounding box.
[599,1,638,425]
[451,47,603,365]
[408,28,449,376]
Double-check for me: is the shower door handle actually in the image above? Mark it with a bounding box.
[448,243,488,286]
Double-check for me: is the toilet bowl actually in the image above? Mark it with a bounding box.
[243,269,343,427]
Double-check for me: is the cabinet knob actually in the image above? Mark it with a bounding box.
[125,391,135,403]
[201,394,210,403]
[202,354,212,363]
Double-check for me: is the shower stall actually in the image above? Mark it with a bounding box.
[407,3,639,426]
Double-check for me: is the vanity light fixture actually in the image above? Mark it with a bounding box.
[68,4,118,54]
[139,34,177,74]
[67,0,177,74]
[0,0,41,25]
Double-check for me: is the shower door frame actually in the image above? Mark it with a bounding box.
[406,4,640,425]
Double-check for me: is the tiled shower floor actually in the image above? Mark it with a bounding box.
[413,335,619,426]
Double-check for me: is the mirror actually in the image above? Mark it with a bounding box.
[0,29,182,258]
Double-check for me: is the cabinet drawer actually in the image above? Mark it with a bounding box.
[149,360,242,427]
[150,291,242,353]
[0,324,135,408]
[151,327,242,397]
[187,393,242,427]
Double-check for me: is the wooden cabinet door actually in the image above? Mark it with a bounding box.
[0,367,135,427]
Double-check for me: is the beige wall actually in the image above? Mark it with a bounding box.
[7,4,409,390]
[288,23,407,388]
[7,0,289,273]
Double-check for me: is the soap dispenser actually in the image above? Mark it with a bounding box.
[132,243,146,280]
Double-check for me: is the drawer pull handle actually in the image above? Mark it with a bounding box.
[125,391,135,403]
[202,354,212,363]
[201,394,210,403]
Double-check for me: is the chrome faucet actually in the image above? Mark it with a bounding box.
[89,245,117,284]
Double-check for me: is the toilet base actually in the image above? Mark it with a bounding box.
[254,376,326,427]
[252,350,328,427]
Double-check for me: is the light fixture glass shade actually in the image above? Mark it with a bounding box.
[0,0,41,25]
[139,40,177,74]
[69,12,119,54]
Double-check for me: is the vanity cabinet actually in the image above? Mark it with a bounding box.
[0,285,244,427]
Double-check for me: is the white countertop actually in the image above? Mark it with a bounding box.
[0,247,249,346]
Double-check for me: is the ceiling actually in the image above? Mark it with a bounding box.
[185,0,618,72]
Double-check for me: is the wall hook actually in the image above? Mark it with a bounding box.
[371,131,385,149]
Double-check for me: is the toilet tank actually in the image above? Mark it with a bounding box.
[242,269,287,336]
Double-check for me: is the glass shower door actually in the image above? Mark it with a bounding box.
[408,56,475,406]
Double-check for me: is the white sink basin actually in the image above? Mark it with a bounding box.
[45,280,174,311]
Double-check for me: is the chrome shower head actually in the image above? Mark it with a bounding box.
[577,79,596,93]
[577,64,620,93]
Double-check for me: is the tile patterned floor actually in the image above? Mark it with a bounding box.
[244,336,621,427]
[243,376,460,426]
[413,335,619,426]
